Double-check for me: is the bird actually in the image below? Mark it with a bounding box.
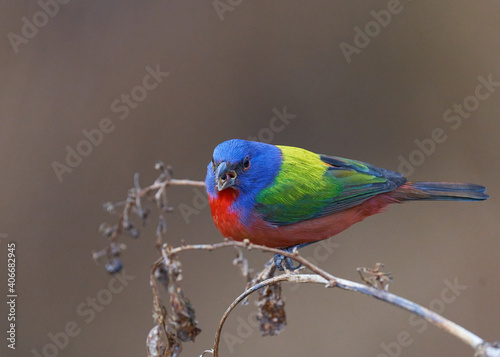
[205,139,488,268]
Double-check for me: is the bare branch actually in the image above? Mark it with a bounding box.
[210,272,492,357]
[93,166,205,272]
[157,240,497,357]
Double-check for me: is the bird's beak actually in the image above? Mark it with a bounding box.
[216,161,237,191]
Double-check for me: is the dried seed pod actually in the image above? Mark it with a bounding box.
[357,263,392,291]
[166,254,183,283]
[99,223,115,238]
[105,257,123,274]
[155,262,170,292]
[257,282,286,336]
[147,324,168,357]
[169,286,201,342]
[146,323,184,357]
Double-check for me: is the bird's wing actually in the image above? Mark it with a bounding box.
[254,147,406,225]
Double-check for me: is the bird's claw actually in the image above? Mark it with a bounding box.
[273,242,315,271]
[273,253,302,271]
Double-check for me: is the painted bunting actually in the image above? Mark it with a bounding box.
[205,139,488,250]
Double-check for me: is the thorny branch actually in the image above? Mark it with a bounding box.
[93,163,500,357]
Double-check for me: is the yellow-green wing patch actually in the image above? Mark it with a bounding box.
[254,147,406,225]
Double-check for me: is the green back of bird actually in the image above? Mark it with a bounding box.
[255,145,405,225]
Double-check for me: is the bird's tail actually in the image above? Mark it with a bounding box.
[391,181,489,201]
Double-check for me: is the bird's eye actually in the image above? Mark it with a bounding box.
[243,156,250,170]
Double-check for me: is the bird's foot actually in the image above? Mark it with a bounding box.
[273,242,315,271]
[273,253,301,271]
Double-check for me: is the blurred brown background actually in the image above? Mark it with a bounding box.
[1,1,499,356]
